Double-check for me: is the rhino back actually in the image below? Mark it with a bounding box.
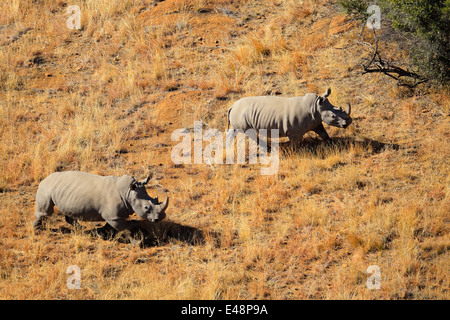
[39,171,124,221]
[231,94,317,136]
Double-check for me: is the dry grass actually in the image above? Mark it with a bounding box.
[0,0,449,300]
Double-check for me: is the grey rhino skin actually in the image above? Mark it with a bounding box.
[227,88,352,143]
[33,171,168,232]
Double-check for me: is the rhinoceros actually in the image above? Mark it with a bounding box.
[227,88,352,143]
[33,171,169,232]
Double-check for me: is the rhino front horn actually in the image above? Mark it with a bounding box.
[155,197,169,213]
[347,103,351,116]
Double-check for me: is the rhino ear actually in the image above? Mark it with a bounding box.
[322,88,331,99]
[141,172,153,185]
[129,177,139,190]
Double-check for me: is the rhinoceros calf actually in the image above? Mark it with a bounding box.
[227,88,352,143]
[33,171,169,232]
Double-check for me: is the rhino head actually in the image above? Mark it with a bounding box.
[317,88,352,129]
[127,174,169,222]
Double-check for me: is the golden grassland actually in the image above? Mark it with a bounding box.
[0,0,449,299]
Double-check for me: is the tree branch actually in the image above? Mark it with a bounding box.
[336,25,428,88]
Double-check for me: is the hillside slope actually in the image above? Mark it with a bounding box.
[0,0,448,299]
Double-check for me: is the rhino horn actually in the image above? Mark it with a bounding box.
[154,197,169,213]
[347,103,351,116]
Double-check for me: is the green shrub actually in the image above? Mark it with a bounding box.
[338,0,450,83]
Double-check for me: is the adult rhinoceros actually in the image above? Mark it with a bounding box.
[227,88,352,143]
[33,171,169,232]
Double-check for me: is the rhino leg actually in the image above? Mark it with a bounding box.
[94,222,118,240]
[105,219,141,232]
[288,134,303,147]
[64,216,85,231]
[225,125,239,149]
[313,123,330,141]
[33,211,49,230]
[33,193,54,230]
[100,219,146,246]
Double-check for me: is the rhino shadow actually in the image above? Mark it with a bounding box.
[281,137,399,156]
[68,220,221,248]
[48,215,220,248]
[137,220,219,248]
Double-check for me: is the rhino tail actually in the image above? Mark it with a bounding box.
[227,106,232,130]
